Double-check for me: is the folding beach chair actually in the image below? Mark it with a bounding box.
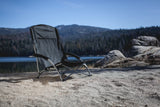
[30,24,91,81]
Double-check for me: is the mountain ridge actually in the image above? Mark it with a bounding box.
[0,24,110,37]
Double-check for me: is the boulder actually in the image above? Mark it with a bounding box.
[132,46,154,55]
[133,47,160,64]
[131,36,160,64]
[94,50,126,67]
[132,36,159,46]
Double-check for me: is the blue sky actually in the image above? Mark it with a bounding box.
[0,0,160,29]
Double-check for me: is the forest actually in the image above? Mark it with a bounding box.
[0,25,160,57]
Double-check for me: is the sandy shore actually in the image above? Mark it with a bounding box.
[0,65,160,107]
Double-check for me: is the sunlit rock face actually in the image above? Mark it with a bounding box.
[94,50,126,67]
[132,36,159,46]
[132,36,160,64]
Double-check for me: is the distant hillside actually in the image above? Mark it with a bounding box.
[0,24,110,38]
[0,25,160,56]
[56,24,110,39]
[0,28,29,35]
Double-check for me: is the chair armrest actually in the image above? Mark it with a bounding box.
[65,52,83,62]
[29,54,49,60]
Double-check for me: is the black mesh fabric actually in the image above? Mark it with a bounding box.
[30,24,64,67]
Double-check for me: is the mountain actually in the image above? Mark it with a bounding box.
[56,24,110,39]
[0,28,29,35]
[0,25,160,56]
[0,24,110,38]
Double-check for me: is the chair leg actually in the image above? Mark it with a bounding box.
[55,63,91,81]
[58,65,74,81]
[37,70,45,78]
[59,71,73,81]
[56,70,64,81]
[83,63,92,76]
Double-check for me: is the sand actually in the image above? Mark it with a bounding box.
[0,65,160,107]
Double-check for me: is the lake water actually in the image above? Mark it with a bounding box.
[0,56,104,62]
[0,56,104,73]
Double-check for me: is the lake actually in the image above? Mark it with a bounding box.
[0,56,104,62]
[0,56,104,73]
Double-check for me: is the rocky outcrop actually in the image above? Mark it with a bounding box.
[132,36,159,46]
[94,50,148,68]
[94,50,126,67]
[95,36,160,68]
[132,46,154,55]
[104,58,149,68]
[132,36,160,65]
[133,47,160,64]
[132,36,159,55]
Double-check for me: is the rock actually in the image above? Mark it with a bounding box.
[103,58,149,68]
[94,36,160,68]
[94,50,126,67]
[134,47,160,64]
[131,36,160,64]
[94,50,149,68]
[132,36,159,46]
[132,46,154,55]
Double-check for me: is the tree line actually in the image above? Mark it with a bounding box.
[0,26,160,57]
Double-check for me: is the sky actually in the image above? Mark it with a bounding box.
[0,0,160,29]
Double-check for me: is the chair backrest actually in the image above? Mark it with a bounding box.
[30,24,64,67]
